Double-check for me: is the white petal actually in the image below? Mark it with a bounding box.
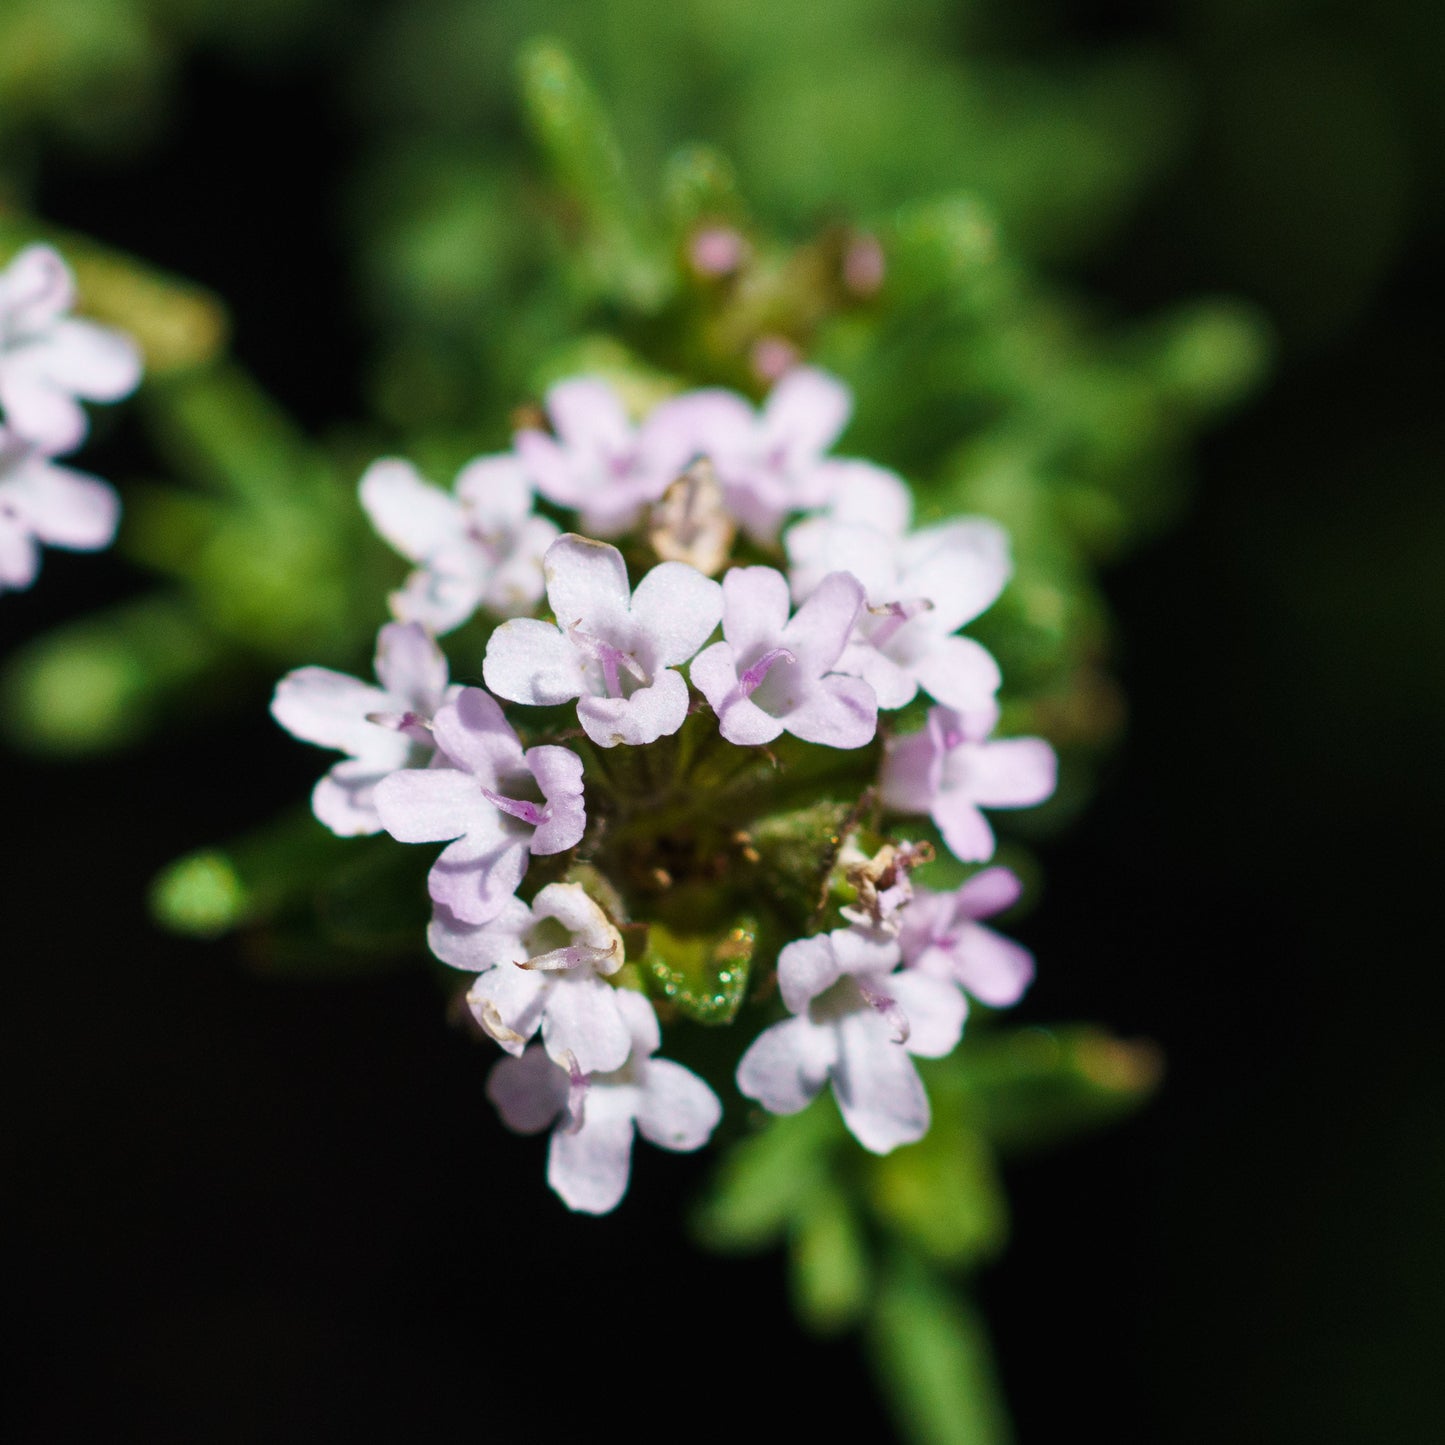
[784,674,877,750]
[636,1060,722,1152]
[628,561,723,668]
[541,975,631,1075]
[543,533,632,630]
[577,666,689,748]
[373,622,449,714]
[967,738,1058,808]
[547,1092,637,1214]
[428,897,534,971]
[454,453,533,525]
[950,922,1035,1008]
[271,667,399,758]
[483,618,587,706]
[761,366,851,458]
[487,1047,568,1134]
[777,934,843,1014]
[359,458,464,563]
[720,566,792,661]
[311,758,392,836]
[887,971,968,1058]
[373,767,481,843]
[832,1012,930,1153]
[736,1015,836,1116]
[911,635,1002,714]
[32,319,142,401]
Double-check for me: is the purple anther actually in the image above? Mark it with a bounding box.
[857,979,911,1046]
[481,789,546,827]
[738,646,796,698]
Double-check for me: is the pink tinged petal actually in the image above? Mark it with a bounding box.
[454,453,533,524]
[525,746,587,853]
[577,666,689,748]
[310,759,395,837]
[19,464,118,549]
[784,570,866,675]
[930,791,997,864]
[831,928,904,976]
[837,639,917,711]
[32,319,142,400]
[532,883,623,965]
[736,1015,838,1116]
[636,1059,723,1152]
[762,366,852,458]
[886,972,968,1058]
[543,533,632,630]
[645,387,753,458]
[515,429,581,507]
[372,767,481,843]
[431,688,525,781]
[880,729,944,815]
[783,673,878,750]
[627,561,724,667]
[0,371,86,454]
[783,518,896,604]
[487,1047,569,1134]
[484,618,587,706]
[777,935,844,1014]
[899,521,1011,631]
[546,377,632,455]
[613,988,662,1056]
[540,975,631,1074]
[427,831,529,924]
[470,963,549,1053]
[721,565,792,661]
[427,897,533,971]
[815,459,912,534]
[692,643,783,747]
[911,635,1002,714]
[271,667,398,757]
[955,866,1024,919]
[831,1012,930,1154]
[547,1091,638,1215]
[967,738,1059,808]
[373,622,449,714]
[389,563,484,634]
[950,922,1035,1008]
[359,458,464,562]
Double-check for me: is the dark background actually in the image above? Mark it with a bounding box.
[4,15,1443,1442]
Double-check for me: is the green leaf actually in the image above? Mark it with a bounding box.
[788,1187,870,1335]
[868,1252,1014,1445]
[693,1105,841,1252]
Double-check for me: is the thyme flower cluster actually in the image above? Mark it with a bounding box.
[273,367,1057,1213]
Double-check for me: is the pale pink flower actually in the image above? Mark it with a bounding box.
[373,687,585,923]
[270,622,456,836]
[880,703,1057,863]
[690,564,877,749]
[0,245,142,454]
[359,454,558,632]
[898,867,1035,1008]
[736,926,966,1154]
[484,533,722,748]
[487,989,722,1214]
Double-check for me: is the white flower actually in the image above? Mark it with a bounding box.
[487,990,722,1214]
[359,454,558,633]
[270,622,456,836]
[484,533,723,748]
[0,245,142,454]
[429,883,631,1075]
[736,926,966,1154]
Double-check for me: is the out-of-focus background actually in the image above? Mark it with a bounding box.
[3,2,1442,1439]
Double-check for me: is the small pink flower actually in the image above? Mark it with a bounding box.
[881,703,1057,863]
[690,564,877,749]
[270,622,456,836]
[373,687,585,923]
[0,245,142,455]
[484,533,722,748]
[736,926,966,1154]
[487,990,722,1214]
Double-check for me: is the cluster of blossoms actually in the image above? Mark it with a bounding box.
[273,367,1057,1213]
[0,245,143,593]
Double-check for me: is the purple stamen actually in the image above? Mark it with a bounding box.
[518,940,620,973]
[858,979,911,1045]
[366,709,434,745]
[738,646,796,698]
[482,789,546,827]
[567,622,649,698]
[563,1050,590,1135]
[867,596,933,649]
